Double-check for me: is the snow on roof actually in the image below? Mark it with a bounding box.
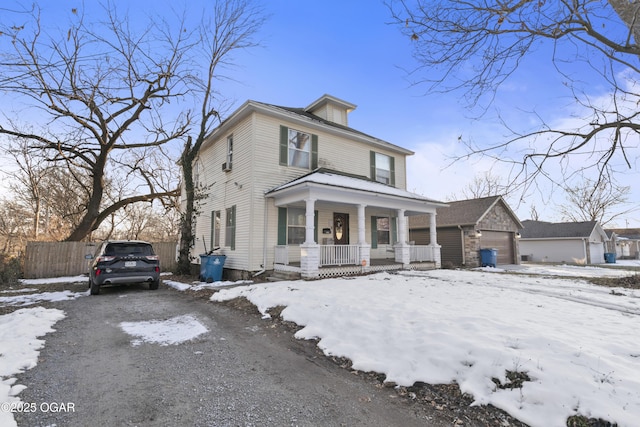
[266,169,445,204]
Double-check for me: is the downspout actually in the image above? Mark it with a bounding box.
[458,225,465,265]
[253,201,268,277]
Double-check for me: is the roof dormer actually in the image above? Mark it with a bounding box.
[305,94,356,126]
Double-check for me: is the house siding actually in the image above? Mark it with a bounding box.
[191,105,413,274]
[519,239,587,264]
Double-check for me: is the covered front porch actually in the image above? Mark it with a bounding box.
[274,245,439,279]
[266,169,447,279]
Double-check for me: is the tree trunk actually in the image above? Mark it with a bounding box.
[176,140,196,275]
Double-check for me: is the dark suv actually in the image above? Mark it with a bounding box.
[88,240,161,295]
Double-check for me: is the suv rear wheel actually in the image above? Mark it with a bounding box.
[90,279,100,295]
[149,279,160,290]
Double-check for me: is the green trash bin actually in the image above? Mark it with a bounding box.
[199,254,226,282]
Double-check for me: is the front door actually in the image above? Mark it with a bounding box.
[333,213,349,245]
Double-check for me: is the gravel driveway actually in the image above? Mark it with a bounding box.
[13,282,453,427]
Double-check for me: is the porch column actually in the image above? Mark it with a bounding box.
[304,198,316,244]
[357,204,370,272]
[300,198,319,278]
[429,212,438,245]
[394,209,410,266]
[429,211,442,268]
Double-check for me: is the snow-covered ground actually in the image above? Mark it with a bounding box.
[1,262,639,427]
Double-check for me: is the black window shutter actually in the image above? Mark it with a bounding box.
[390,156,395,186]
[311,134,318,169]
[370,151,376,180]
[277,207,287,245]
[370,216,378,249]
[279,126,288,166]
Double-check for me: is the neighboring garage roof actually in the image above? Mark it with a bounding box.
[520,220,601,239]
[606,228,640,240]
[409,195,522,228]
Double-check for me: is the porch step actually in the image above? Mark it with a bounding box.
[267,270,301,281]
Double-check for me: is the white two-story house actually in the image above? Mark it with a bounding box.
[189,94,447,279]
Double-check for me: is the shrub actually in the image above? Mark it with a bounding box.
[0,254,22,287]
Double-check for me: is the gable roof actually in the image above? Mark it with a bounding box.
[203,95,413,155]
[409,195,522,228]
[520,220,605,239]
[605,228,640,240]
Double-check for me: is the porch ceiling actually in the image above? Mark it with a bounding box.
[265,169,447,215]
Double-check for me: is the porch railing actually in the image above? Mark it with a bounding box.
[275,245,289,265]
[409,245,434,262]
[320,244,360,266]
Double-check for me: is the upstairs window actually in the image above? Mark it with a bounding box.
[370,151,395,186]
[288,129,310,169]
[280,126,318,169]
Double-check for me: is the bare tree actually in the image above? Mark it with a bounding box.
[457,170,510,199]
[558,175,636,227]
[0,198,31,257]
[0,4,191,241]
[5,139,51,237]
[388,0,640,188]
[176,0,265,274]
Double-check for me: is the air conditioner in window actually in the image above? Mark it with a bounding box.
[222,162,231,172]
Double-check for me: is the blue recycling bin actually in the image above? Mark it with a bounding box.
[604,252,616,263]
[199,254,226,282]
[480,248,497,268]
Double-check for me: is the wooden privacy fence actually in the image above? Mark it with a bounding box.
[24,241,178,279]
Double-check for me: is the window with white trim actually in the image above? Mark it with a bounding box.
[225,205,236,250]
[374,153,392,184]
[287,207,306,245]
[211,210,221,248]
[288,129,311,169]
[375,217,390,244]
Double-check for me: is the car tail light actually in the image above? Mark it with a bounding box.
[145,255,159,261]
[97,256,116,262]
[155,267,159,272]
[95,269,102,276]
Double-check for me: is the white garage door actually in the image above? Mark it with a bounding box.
[589,242,605,264]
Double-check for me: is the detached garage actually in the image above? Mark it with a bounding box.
[519,220,609,265]
[409,195,523,267]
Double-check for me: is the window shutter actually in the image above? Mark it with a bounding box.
[370,151,376,180]
[391,217,398,244]
[230,205,236,250]
[389,156,395,186]
[279,126,288,166]
[311,134,318,169]
[314,210,319,243]
[277,207,287,245]
[370,216,378,249]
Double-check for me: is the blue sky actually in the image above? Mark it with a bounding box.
[3,0,638,227]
